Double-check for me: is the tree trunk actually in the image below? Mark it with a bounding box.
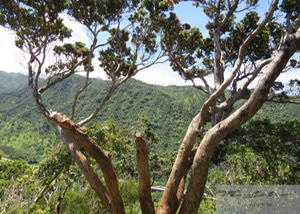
[179,30,300,214]
[58,128,112,213]
[135,132,155,214]
[156,113,207,214]
[52,115,125,214]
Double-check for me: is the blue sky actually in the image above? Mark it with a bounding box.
[0,0,298,86]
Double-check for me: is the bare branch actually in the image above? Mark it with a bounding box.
[215,58,272,113]
[77,80,118,126]
[52,113,125,214]
[38,57,89,94]
[191,79,209,94]
[220,0,239,30]
[201,0,279,111]
[70,77,92,120]
[57,127,112,213]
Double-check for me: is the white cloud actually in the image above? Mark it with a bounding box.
[277,69,299,83]
[88,58,107,80]
[1,15,298,87]
[88,59,191,86]
[134,63,191,86]
[0,27,27,73]
[0,15,94,76]
[61,14,89,45]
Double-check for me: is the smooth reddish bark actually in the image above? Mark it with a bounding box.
[51,113,125,214]
[179,30,300,214]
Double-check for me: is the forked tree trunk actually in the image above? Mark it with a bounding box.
[156,113,208,214]
[178,30,300,214]
[41,19,300,214]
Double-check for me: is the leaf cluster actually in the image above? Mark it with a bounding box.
[37,143,77,186]
[0,0,72,49]
[161,12,209,80]
[214,119,300,184]
[68,0,134,27]
[99,28,137,78]
[46,42,93,74]
[280,0,300,21]
[224,11,280,62]
[87,120,136,178]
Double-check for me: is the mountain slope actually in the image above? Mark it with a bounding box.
[0,71,299,162]
[0,70,27,94]
[0,72,207,162]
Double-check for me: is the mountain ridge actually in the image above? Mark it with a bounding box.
[0,71,299,162]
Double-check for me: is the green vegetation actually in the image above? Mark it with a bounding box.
[0,72,299,213]
[1,71,299,163]
[0,70,27,94]
[0,72,207,161]
[0,0,300,212]
[2,117,299,213]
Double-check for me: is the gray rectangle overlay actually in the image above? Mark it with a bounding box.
[216,185,300,214]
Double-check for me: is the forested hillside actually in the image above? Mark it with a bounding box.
[0,71,206,162]
[0,71,299,163]
[0,70,27,94]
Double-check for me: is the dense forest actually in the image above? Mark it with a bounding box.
[1,71,299,162]
[1,0,300,213]
[1,71,299,213]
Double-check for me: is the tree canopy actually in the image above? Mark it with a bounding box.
[0,0,300,213]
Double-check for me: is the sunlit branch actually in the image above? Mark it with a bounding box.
[38,57,89,94]
[78,81,118,126]
[215,58,272,113]
[200,0,278,111]
[191,75,211,94]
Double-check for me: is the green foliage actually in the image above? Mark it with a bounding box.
[0,159,32,196]
[87,120,136,178]
[37,143,77,186]
[280,0,300,21]
[0,72,210,161]
[0,159,39,213]
[47,42,93,74]
[198,199,215,214]
[225,11,274,62]
[0,71,27,94]
[161,12,206,80]
[68,0,133,27]
[119,179,140,213]
[58,186,108,214]
[0,71,299,164]
[0,0,72,49]
[1,1,299,213]
[160,0,284,84]
[213,119,300,184]
[99,26,133,77]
